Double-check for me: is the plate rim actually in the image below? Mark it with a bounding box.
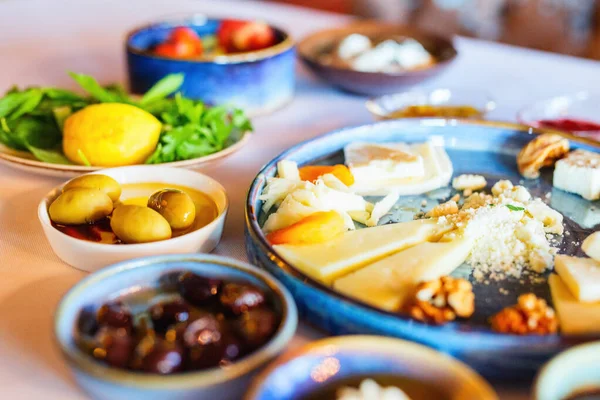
[0,131,252,175]
[245,118,600,343]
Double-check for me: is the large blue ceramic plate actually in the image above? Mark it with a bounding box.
[245,119,600,379]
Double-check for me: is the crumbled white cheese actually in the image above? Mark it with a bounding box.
[438,184,562,280]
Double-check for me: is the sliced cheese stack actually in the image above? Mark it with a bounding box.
[274,219,452,284]
[550,243,600,334]
[333,234,474,311]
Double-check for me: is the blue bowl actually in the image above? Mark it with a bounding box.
[126,16,295,116]
[244,119,600,380]
[54,254,298,400]
[246,335,497,400]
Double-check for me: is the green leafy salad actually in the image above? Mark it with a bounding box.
[0,72,252,165]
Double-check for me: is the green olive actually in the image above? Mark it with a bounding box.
[49,188,113,225]
[110,205,172,244]
[63,174,121,202]
[147,189,196,230]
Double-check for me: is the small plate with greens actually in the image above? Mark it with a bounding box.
[0,72,253,177]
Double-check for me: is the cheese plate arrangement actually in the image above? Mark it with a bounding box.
[245,119,600,379]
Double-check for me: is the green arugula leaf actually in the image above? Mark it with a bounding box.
[140,73,184,106]
[506,204,525,212]
[52,106,72,131]
[26,145,72,164]
[0,91,31,118]
[9,89,44,120]
[69,72,118,102]
[77,149,91,166]
[44,88,85,102]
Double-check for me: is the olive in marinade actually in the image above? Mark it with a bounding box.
[110,205,172,244]
[148,189,196,230]
[178,272,222,306]
[63,174,122,202]
[49,188,113,225]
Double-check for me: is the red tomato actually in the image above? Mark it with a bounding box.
[154,40,198,58]
[154,26,203,58]
[231,21,276,52]
[217,20,247,53]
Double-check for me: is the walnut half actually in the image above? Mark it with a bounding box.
[406,276,475,324]
[517,133,569,179]
[490,293,558,335]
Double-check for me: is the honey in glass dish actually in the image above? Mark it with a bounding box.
[52,183,218,244]
[385,104,483,119]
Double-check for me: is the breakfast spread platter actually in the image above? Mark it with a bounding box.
[246,119,600,377]
[4,5,600,400]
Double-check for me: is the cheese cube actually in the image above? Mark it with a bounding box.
[332,235,473,311]
[549,274,600,335]
[274,219,452,285]
[554,254,600,302]
[582,232,600,262]
[553,150,600,201]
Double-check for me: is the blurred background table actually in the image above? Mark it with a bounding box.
[1,0,599,399]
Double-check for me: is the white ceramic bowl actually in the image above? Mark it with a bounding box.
[534,341,600,400]
[38,166,228,272]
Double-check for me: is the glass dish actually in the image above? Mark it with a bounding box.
[517,92,600,141]
[366,88,496,120]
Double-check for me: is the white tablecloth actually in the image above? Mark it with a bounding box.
[1,0,599,398]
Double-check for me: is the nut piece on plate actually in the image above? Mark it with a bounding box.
[426,200,459,218]
[490,293,558,335]
[452,174,487,192]
[406,276,475,324]
[517,133,569,179]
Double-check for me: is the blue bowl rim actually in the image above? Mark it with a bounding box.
[244,118,600,345]
[297,22,458,77]
[53,253,298,389]
[125,15,295,64]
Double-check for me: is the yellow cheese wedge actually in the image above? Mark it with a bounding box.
[332,235,474,311]
[554,255,600,302]
[582,232,600,262]
[549,274,600,335]
[273,219,452,284]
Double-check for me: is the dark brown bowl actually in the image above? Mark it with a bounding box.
[298,22,458,96]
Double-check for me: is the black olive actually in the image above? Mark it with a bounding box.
[178,272,222,306]
[97,302,133,332]
[149,300,190,334]
[219,283,265,315]
[234,308,278,348]
[182,314,226,370]
[77,305,99,336]
[92,326,134,368]
[140,339,185,374]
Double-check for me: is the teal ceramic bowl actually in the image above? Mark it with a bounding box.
[126,15,295,116]
[246,336,498,400]
[54,254,298,400]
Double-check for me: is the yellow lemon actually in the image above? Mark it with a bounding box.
[63,103,162,166]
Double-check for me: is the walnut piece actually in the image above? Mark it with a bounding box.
[517,133,569,179]
[406,276,475,324]
[490,293,558,335]
[426,200,459,218]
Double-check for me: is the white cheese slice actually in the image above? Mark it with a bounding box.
[332,235,473,311]
[549,274,600,335]
[348,141,453,196]
[582,232,600,262]
[273,219,452,285]
[554,254,600,302]
[553,150,600,201]
[345,142,425,182]
[276,160,300,181]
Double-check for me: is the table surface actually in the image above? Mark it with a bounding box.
[1,0,600,398]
